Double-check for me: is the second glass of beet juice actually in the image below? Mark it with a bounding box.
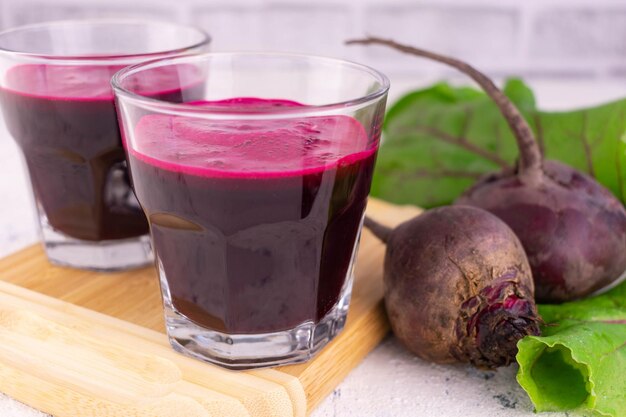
[113,53,389,369]
[0,20,210,270]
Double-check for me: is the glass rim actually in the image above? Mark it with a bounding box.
[0,18,211,60]
[111,51,390,120]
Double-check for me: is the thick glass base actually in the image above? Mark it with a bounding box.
[159,260,354,370]
[40,220,153,272]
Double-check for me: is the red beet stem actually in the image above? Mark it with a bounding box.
[346,37,543,183]
[364,216,392,243]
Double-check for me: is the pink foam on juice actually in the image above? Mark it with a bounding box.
[131,98,375,179]
[4,63,201,101]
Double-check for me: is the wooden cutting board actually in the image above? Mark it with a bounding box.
[0,198,420,417]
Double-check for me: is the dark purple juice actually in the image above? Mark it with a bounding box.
[127,98,377,334]
[0,64,202,241]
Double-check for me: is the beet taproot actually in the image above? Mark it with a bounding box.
[348,37,626,303]
[365,206,541,369]
[457,162,626,302]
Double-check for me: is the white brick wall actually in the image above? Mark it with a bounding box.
[1,0,625,79]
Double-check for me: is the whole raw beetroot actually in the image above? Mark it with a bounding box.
[457,161,626,302]
[366,206,541,368]
[348,37,626,303]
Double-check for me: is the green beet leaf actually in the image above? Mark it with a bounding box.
[539,102,626,205]
[516,281,626,416]
[375,79,626,208]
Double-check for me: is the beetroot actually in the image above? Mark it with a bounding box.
[365,206,541,368]
[348,37,626,303]
[457,162,626,302]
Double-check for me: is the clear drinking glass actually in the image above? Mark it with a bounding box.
[113,52,389,369]
[0,20,210,270]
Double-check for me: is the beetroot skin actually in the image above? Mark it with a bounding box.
[370,206,541,368]
[348,37,626,303]
[457,161,626,302]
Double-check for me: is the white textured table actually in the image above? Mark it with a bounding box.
[2,78,623,417]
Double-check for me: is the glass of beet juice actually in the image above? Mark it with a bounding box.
[0,20,210,270]
[113,53,389,369]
